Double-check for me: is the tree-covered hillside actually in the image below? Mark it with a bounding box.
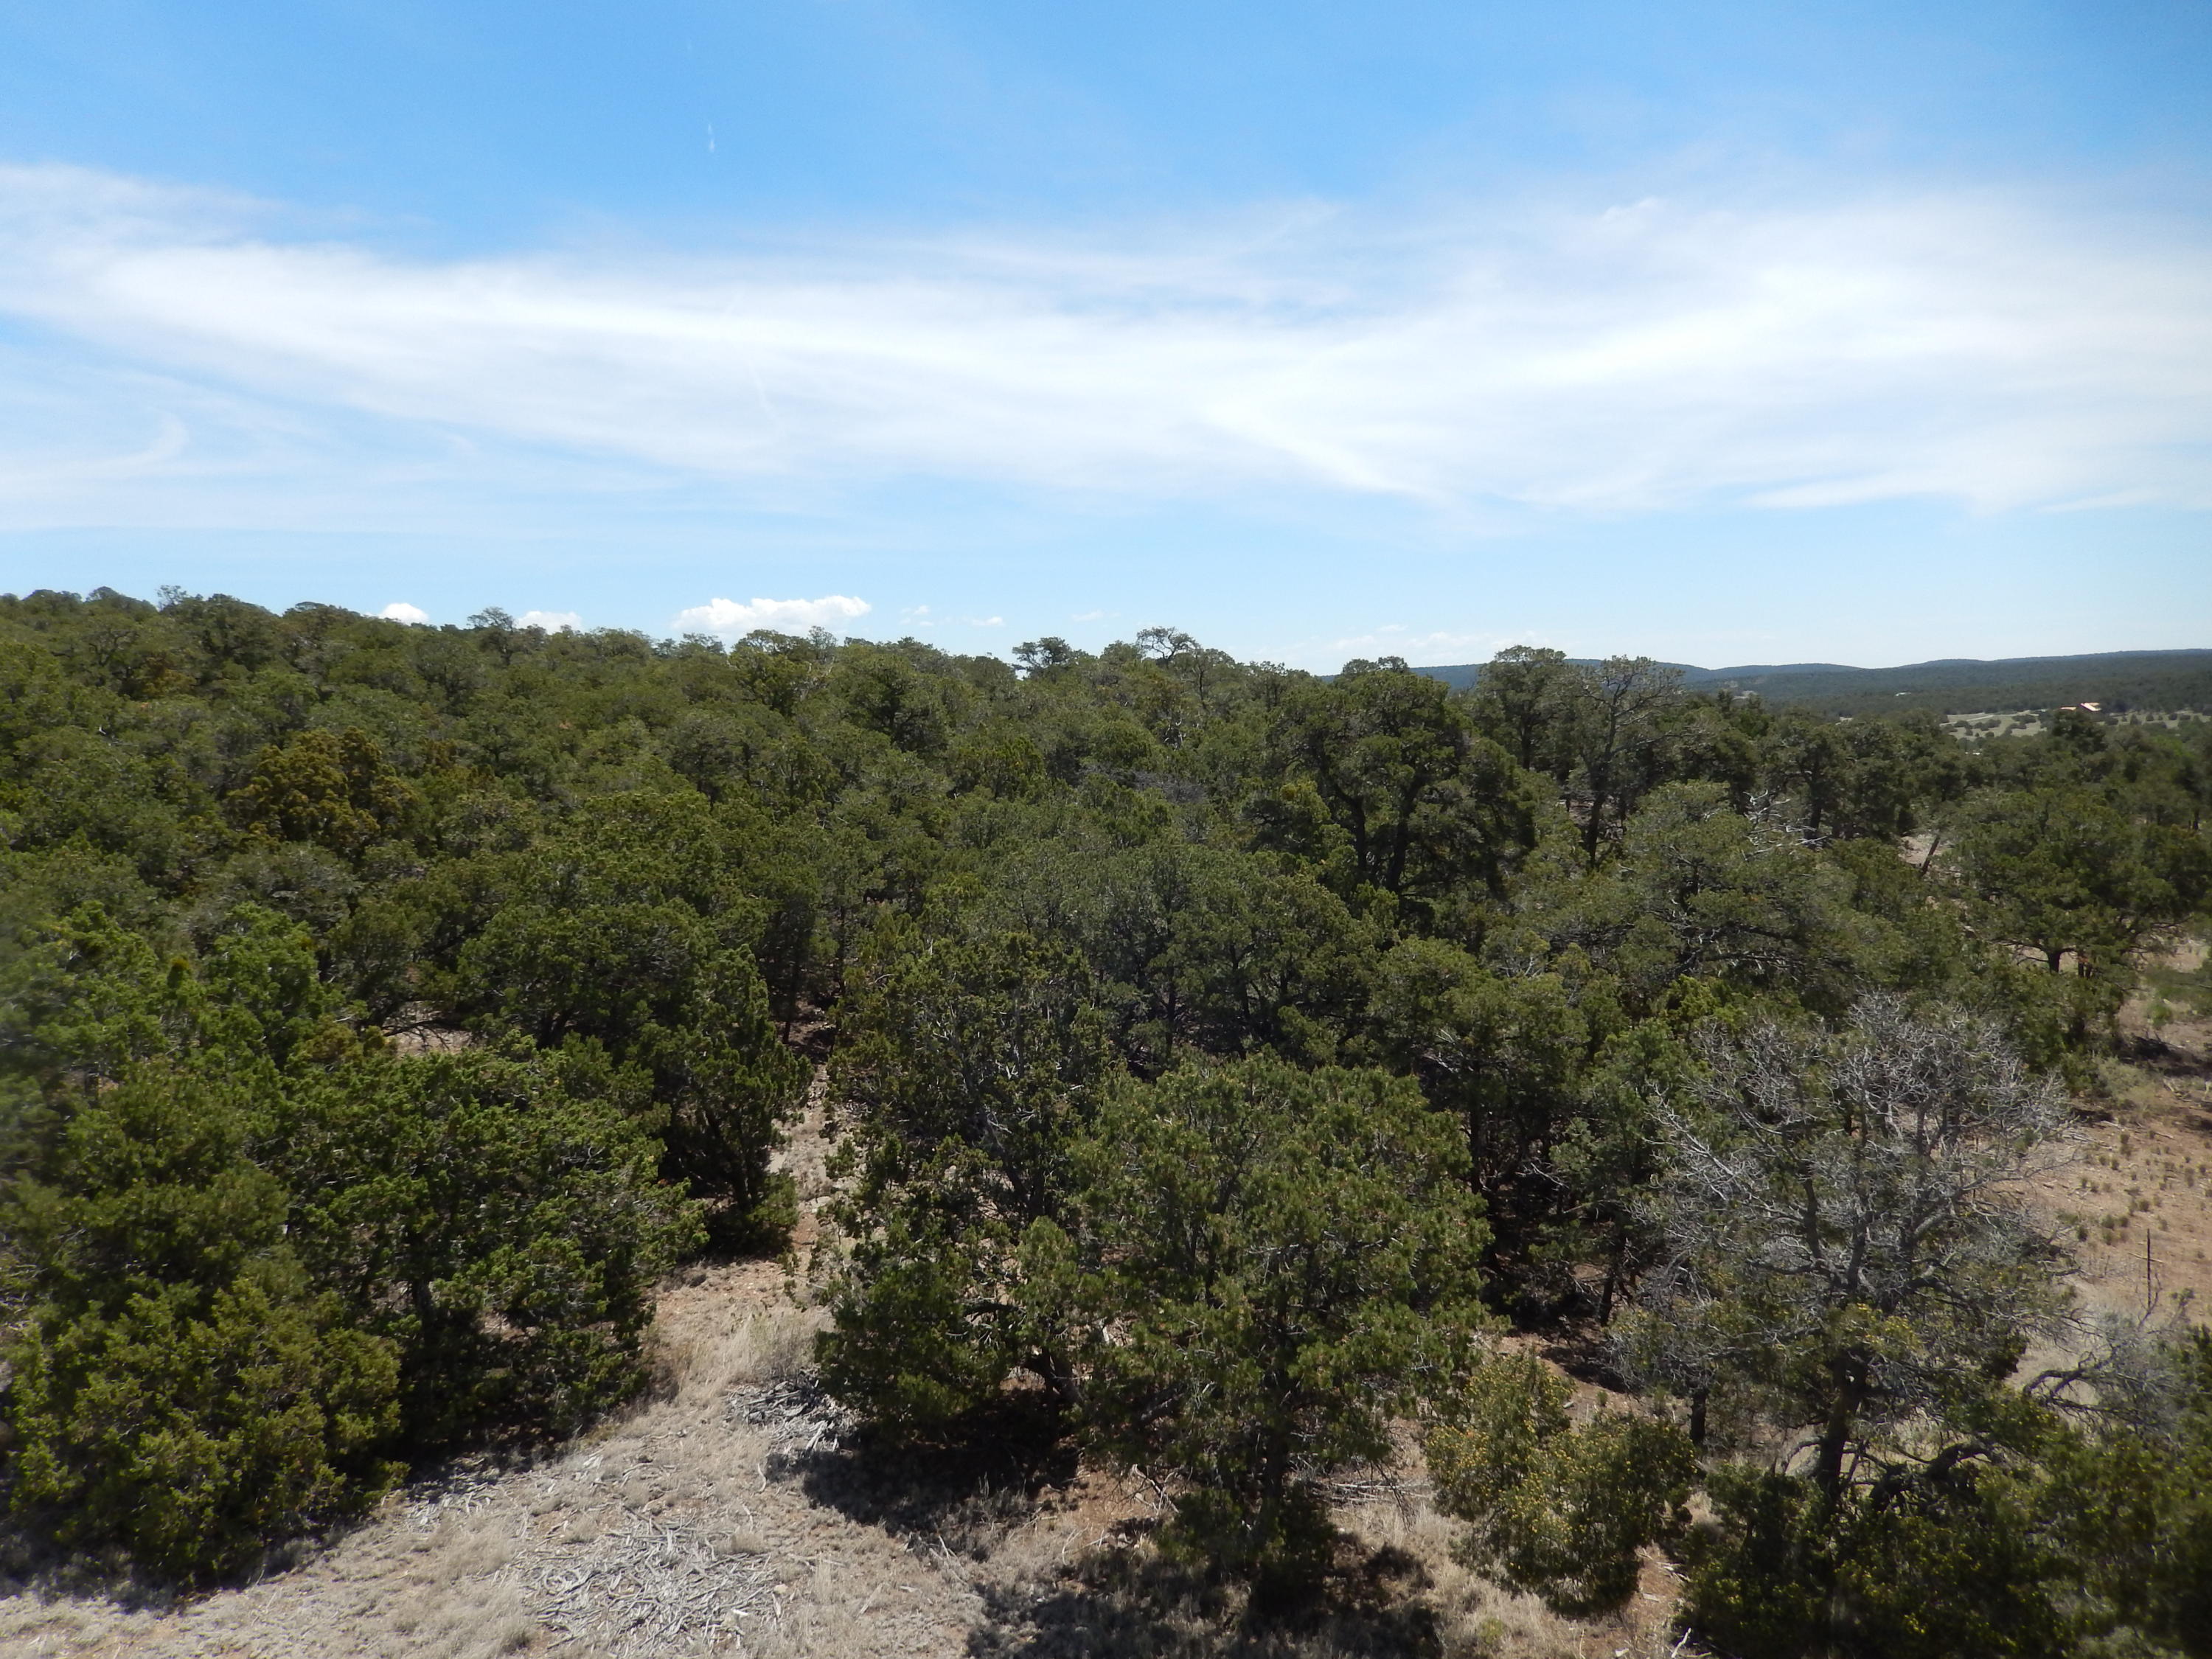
[1418,647,2212,720]
[2,591,2209,1655]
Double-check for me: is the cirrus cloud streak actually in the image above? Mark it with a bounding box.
[1,163,2208,524]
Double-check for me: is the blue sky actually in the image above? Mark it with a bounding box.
[1,1,2208,669]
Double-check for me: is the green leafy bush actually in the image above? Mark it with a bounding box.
[274,1042,704,1444]
[1070,1059,1489,1579]
[3,1067,400,1579]
[444,791,806,1242]
[818,926,1113,1431]
[9,1273,400,1581]
[1428,1351,1693,1613]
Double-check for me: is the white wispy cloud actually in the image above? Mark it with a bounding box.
[902,605,1007,631]
[0,162,2208,522]
[675,594,872,636]
[517,608,581,631]
[1322,624,1540,664]
[379,601,429,623]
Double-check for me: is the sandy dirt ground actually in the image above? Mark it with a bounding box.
[2058,944,2212,1326]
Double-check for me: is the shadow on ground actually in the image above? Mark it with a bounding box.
[773,1393,1083,1558]
[967,1540,1446,1659]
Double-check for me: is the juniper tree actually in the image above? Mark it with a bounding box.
[1067,1058,1489,1579]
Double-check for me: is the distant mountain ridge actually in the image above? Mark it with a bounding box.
[1411,648,2212,716]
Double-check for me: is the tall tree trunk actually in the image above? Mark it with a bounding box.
[1916,826,1943,878]
[1812,1354,1865,1510]
[1599,1214,1629,1324]
[1250,1431,1290,1573]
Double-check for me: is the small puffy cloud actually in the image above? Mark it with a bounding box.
[379,601,429,624]
[675,594,871,637]
[518,609,581,632]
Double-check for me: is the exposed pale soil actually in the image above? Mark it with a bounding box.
[2053,941,2212,1325]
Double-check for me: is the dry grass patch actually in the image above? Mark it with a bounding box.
[2040,955,2212,1324]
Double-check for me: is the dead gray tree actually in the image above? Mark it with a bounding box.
[1617,995,2074,1506]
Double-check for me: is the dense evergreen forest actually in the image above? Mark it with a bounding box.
[2,586,2209,1657]
[1414,647,2212,722]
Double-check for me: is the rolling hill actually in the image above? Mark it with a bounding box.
[1413,649,2212,717]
